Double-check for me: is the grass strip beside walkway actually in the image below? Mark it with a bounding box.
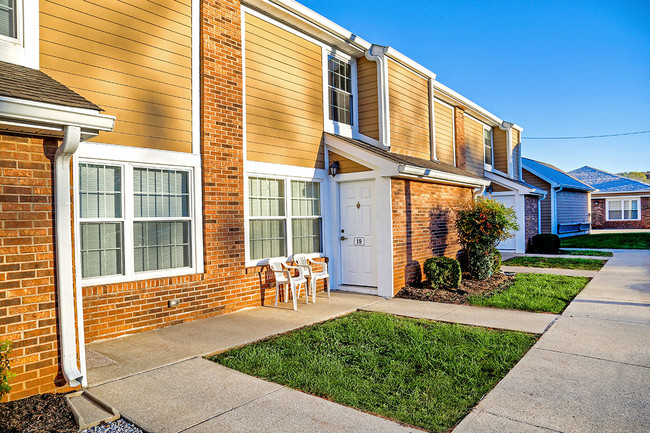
[468,273,590,313]
[561,232,650,249]
[503,256,606,270]
[211,311,536,433]
[560,249,613,257]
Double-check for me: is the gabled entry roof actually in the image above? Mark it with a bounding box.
[523,158,594,191]
[324,133,490,188]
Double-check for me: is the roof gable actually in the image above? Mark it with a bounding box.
[522,158,593,191]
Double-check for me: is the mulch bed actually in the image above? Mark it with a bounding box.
[396,272,515,305]
[0,393,78,433]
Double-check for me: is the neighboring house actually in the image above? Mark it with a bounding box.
[569,166,650,229]
[522,158,594,237]
[1,0,532,402]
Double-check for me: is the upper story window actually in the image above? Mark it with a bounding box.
[0,0,17,40]
[483,127,493,168]
[328,55,353,126]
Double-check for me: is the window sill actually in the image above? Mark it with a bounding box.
[80,266,202,287]
[245,253,326,269]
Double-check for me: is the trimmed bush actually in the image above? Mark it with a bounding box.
[492,249,502,274]
[531,234,560,254]
[424,257,462,290]
[1,341,14,399]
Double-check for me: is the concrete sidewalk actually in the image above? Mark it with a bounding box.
[501,265,598,278]
[453,250,650,433]
[361,298,558,334]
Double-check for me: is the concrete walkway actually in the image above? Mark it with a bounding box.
[453,250,650,433]
[361,298,558,334]
[501,265,598,278]
[502,252,612,260]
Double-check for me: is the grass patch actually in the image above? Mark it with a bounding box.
[561,233,650,249]
[560,249,613,257]
[211,311,536,432]
[468,273,590,313]
[503,256,605,270]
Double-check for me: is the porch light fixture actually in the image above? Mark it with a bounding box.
[486,185,493,194]
[329,160,340,177]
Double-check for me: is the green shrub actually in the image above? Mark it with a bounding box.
[455,198,519,280]
[1,340,14,399]
[423,257,462,289]
[492,249,502,274]
[531,234,560,254]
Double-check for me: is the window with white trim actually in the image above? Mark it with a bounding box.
[248,176,322,261]
[0,0,18,40]
[328,55,353,126]
[607,198,640,221]
[483,127,493,167]
[78,162,194,282]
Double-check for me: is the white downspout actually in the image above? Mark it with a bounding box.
[551,186,563,235]
[54,125,83,387]
[365,45,390,149]
[429,79,437,161]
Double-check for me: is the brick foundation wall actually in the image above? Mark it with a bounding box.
[0,134,77,401]
[524,195,539,251]
[392,178,473,295]
[591,197,650,229]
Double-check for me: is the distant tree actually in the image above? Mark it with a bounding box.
[617,171,650,184]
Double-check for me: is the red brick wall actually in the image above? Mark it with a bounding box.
[524,195,539,251]
[392,178,473,294]
[591,197,650,229]
[0,134,77,401]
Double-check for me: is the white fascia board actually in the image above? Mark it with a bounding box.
[77,141,201,167]
[384,47,436,80]
[433,80,504,127]
[0,96,115,132]
[485,171,544,195]
[512,124,523,132]
[245,0,371,53]
[399,165,490,188]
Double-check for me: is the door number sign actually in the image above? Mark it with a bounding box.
[354,237,365,246]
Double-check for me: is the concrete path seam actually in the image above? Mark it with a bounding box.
[479,410,565,432]
[174,387,285,433]
[431,304,465,320]
[90,356,204,388]
[543,316,560,333]
[534,347,650,369]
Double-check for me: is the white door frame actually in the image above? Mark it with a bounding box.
[490,191,526,253]
[328,171,394,298]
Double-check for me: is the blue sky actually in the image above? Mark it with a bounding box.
[300,0,650,173]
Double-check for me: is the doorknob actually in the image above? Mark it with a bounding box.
[340,236,348,241]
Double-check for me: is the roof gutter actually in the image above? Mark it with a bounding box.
[399,165,490,188]
[365,45,391,149]
[54,126,84,387]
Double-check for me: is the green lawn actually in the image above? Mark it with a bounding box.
[468,273,590,313]
[561,232,650,249]
[560,249,613,257]
[503,256,606,270]
[211,312,536,433]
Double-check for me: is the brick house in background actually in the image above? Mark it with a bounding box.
[569,166,650,229]
[1,0,537,401]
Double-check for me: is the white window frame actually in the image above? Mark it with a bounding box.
[73,143,204,287]
[323,49,358,139]
[483,125,494,171]
[605,197,641,221]
[245,163,327,267]
[0,0,38,68]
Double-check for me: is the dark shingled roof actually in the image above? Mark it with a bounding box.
[569,166,650,193]
[0,61,102,111]
[325,133,484,181]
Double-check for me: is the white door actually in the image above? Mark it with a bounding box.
[493,194,517,250]
[339,180,376,286]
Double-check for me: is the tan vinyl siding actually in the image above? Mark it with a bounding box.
[357,56,379,141]
[244,13,325,169]
[522,169,552,232]
[464,116,484,176]
[491,183,511,192]
[493,127,508,173]
[557,190,590,224]
[329,152,371,174]
[40,0,192,152]
[434,100,454,166]
[512,129,521,179]
[387,59,430,159]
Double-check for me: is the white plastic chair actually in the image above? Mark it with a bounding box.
[293,255,330,303]
[269,260,308,310]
